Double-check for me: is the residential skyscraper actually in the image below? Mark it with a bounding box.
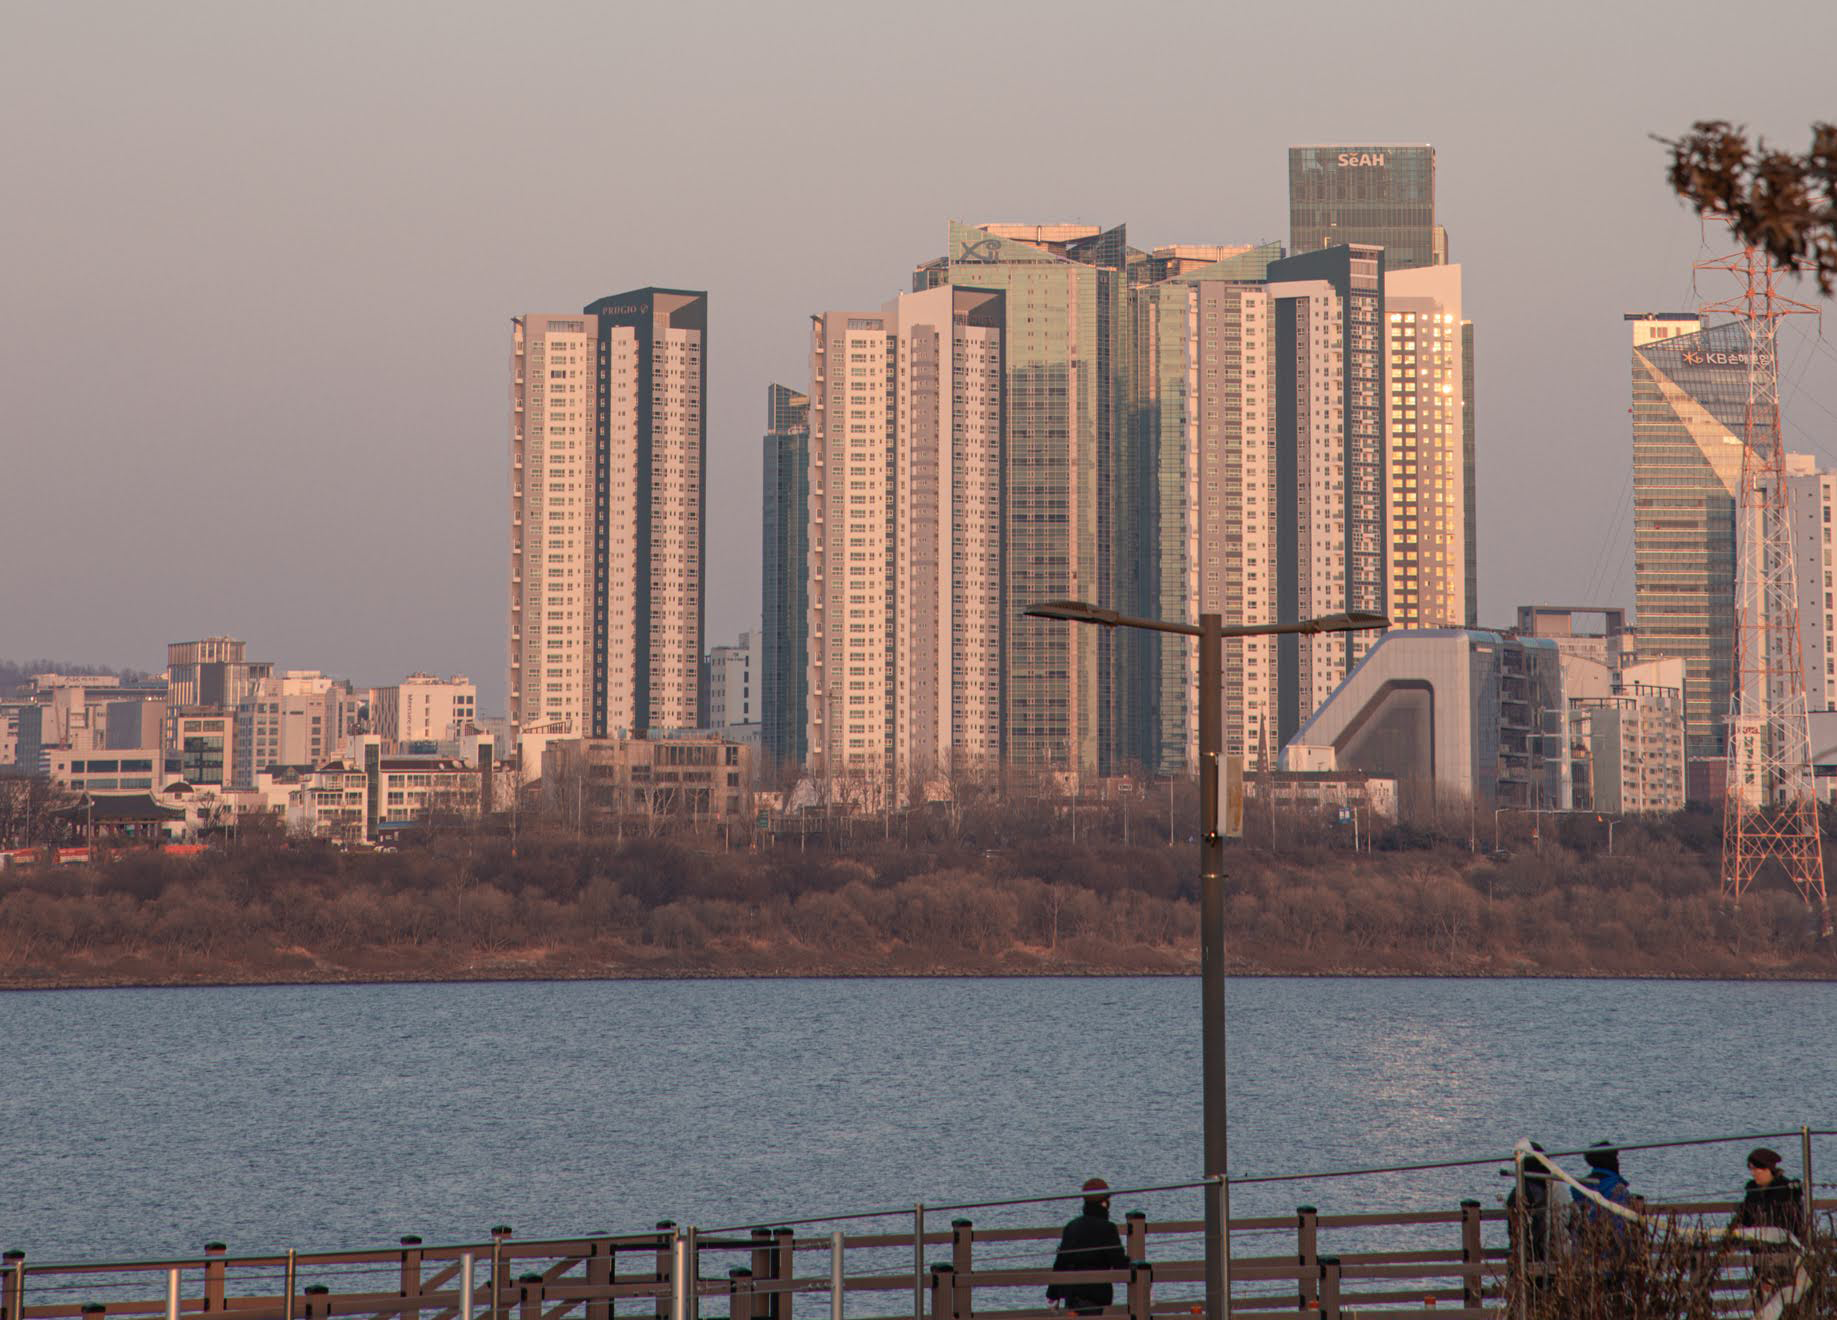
[509,289,707,740]
[1122,243,1284,775]
[1268,243,1388,741]
[1628,311,1749,760]
[1289,144,1441,271]
[1384,264,1467,630]
[805,285,1004,795]
[913,222,1113,780]
[761,384,811,773]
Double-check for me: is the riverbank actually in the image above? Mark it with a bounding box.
[2,825,1832,987]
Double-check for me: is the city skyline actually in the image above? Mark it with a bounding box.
[6,4,1837,712]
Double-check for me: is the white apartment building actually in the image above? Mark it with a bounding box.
[1269,274,1350,725]
[1181,279,1278,767]
[1385,265,1467,630]
[233,670,356,787]
[706,631,757,732]
[509,290,706,743]
[1788,458,1837,712]
[806,285,1003,796]
[371,673,476,749]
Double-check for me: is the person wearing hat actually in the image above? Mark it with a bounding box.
[1570,1143,1635,1217]
[1733,1148,1804,1237]
[1046,1178,1129,1315]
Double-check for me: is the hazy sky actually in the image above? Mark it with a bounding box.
[5,1,1837,712]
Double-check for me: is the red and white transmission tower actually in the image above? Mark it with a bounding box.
[1702,246,1831,927]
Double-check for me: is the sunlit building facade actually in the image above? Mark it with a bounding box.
[1384,264,1466,630]
[1628,311,1752,760]
[806,285,1004,796]
[509,290,707,741]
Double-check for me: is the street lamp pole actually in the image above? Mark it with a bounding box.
[1196,612,1230,1319]
[1023,601,1386,1320]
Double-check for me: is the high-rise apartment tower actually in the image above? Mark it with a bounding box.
[509,289,707,739]
[761,384,811,773]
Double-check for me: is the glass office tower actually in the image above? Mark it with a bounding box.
[761,383,810,775]
[1629,313,1748,760]
[1289,145,1438,271]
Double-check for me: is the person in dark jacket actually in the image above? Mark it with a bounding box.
[1734,1147,1805,1301]
[1046,1178,1129,1315]
[1506,1144,1555,1283]
[1733,1147,1805,1238]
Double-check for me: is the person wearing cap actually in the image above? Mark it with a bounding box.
[1733,1148,1804,1237]
[1570,1143,1635,1221]
[1045,1178,1129,1315]
[1505,1143,1555,1284]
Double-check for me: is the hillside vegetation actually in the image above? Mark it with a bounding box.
[2,807,1831,986]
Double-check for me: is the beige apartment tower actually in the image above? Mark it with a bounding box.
[509,289,707,740]
[1384,264,1467,630]
[805,285,1004,798]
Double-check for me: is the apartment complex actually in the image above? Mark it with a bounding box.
[805,285,1004,794]
[509,289,707,741]
[705,631,757,735]
[760,385,811,773]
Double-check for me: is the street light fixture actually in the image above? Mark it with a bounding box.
[1024,600,1388,1320]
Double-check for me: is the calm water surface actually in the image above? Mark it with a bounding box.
[1,977,1832,1261]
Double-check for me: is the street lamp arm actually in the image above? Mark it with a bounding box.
[1025,601,1389,639]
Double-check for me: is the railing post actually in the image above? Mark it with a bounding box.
[926,1266,949,1320]
[586,1235,612,1320]
[912,1205,924,1320]
[517,1274,543,1320]
[949,1220,973,1320]
[748,1231,772,1320]
[656,1223,678,1320]
[1122,1212,1146,1269]
[683,1228,699,1320]
[1295,1206,1318,1312]
[728,1269,753,1320]
[770,1229,793,1320]
[1458,1200,1482,1307]
[1316,1256,1341,1320]
[203,1243,227,1313]
[828,1232,843,1320]
[1126,1260,1152,1320]
[4,1250,26,1320]
[491,1226,513,1320]
[1802,1125,1816,1235]
[171,1265,185,1320]
[400,1235,424,1320]
[304,1285,330,1320]
[81,1303,104,1320]
[460,1253,475,1320]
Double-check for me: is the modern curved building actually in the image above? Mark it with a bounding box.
[1281,628,1569,815]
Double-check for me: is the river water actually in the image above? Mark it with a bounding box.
[1,977,1832,1264]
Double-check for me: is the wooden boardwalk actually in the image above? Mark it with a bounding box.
[3,1186,1831,1320]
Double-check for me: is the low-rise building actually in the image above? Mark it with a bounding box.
[371,674,477,751]
[46,747,177,795]
[544,734,753,827]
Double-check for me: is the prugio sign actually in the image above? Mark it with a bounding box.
[1338,152,1387,166]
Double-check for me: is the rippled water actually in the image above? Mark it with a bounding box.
[2,977,1832,1262]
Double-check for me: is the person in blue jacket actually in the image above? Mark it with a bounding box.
[1571,1142,1635,1219]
